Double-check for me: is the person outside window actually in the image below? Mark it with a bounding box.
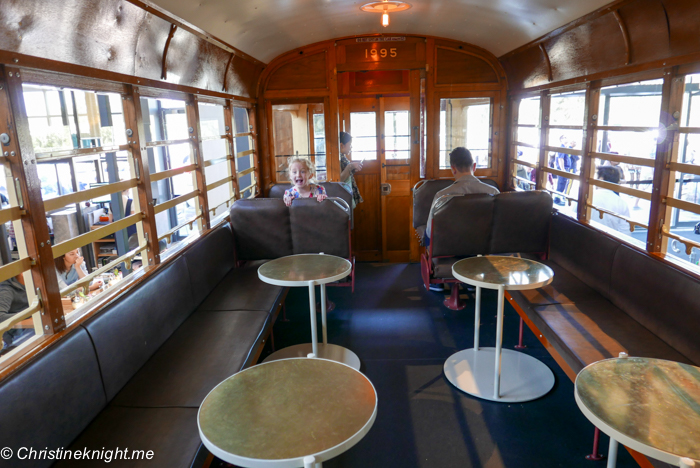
[0,275,33,354]
[593,166,630,232]
[54,249,103,291]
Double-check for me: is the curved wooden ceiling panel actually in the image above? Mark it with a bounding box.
[150,0,615,63]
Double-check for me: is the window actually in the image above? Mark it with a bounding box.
[349,112,377,161]
[541,89,586,218]
[439,98,492,169]
[234,107,257,198]
[511,96,540,191]
[141,97,199,250]
[661,73,700,268]
[271,103,324,183]
[199,102,235,224]
[20,82,145,323]
[384,111,410,160]
[588,79,663,247]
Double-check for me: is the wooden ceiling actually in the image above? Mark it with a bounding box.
[148,0,616,63]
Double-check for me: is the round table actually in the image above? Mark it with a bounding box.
[444,256,555,402]
[575,355,699,468]
[198,357,378,468]
[259,254,359,369]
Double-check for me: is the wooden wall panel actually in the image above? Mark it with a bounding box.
[665,0,700,57]
[500,44,550,90]
[166,30,229,92]
[436,48,499,85]
[0,0,263,99]
[618,0,670,64]
[500,0,700,91]
[227,54,265,98]
[353,173,381,259]
[386,196,410,251]
[546,13,627,83]
[266,52,327,91]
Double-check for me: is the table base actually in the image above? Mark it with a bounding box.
[264,343,361,370]
[444,347,554,402]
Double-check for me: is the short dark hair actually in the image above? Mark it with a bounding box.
[449,147,474,171]
[597,166,621,184]
[339,132,352,145]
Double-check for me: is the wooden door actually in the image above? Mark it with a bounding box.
[380,97,412,262]
[342,98,382,261]
[341,96,413,261]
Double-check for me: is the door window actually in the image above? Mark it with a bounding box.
[384,111,410,160]
[350,112,377,160]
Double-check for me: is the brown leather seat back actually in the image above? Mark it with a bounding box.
[490,191,552,255]
[609,245,700,365]
[290,198,350,258]
[413,179,454,229]
[230,199,293,260]
[431,193,495,257]
[549,213,620,300]
[0,329,106,468]
[268,184,287,198]
[183,224,236,306]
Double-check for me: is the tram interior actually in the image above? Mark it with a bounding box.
[0,0,699,467]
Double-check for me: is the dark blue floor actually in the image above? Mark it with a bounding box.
[246,262,639,468]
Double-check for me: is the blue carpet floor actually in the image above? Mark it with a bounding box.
[218,262,639,468]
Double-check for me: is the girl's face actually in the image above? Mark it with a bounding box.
[64,249,80,265]
[289,162,310,189]
[340,140,352,155]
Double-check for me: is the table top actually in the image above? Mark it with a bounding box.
[575,357,700,464]
[198,358,377,467]
[452,256,554,291]
[258,254,352,287]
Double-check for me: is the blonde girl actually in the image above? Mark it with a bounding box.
[283,157,327,206]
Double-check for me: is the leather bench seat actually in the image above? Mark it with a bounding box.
[509,213,698,378]
[0,223,285,468]
[197,260,285,313]
[56,407,200,468]
[529,300,692,375]
[109,309,271,407]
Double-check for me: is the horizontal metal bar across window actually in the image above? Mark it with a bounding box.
[664,196,700,216]
[145,139,192,148]
[150,164,197,183]
[512,141,538,149]
[587,203,648,231]
[589,179,652,201]
[590,152,656,168]
[153,190,200,215]
[237,167,255,177]
[203,156,233,168]
[0,257,32,286]
[594,125,659,133]
[541,167,581,181]
[35,145,130,161]
[52,213,144,258]
[237,149,255,158]
[234,132,254,138]
[206,176,235,192]
[158,216,202,243]
[513,159,537,169]
[542,145,583,157]
[661,225,700,255]
[0,206,23,225]
[43,179,138,213]
[669,162,700,177]
[0,299,41,335]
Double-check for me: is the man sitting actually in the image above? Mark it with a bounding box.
[425,147,499,290]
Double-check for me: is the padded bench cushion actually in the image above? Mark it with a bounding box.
[432,257,459,279]
[531,300,692,375]
[230,199,293,260]
[60,407,200,468]
[83,257,195,401]
[197,261,285,313]
[0,329,106,468]
[111,309,270,407]
[514,259,603,306]
[291,198,350,258]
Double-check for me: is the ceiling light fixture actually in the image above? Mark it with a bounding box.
[361,1,412,28]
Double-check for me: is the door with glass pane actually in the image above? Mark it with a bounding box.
[381,97,412,261]
[341,96,412,261]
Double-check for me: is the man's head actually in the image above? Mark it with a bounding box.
[449,147,475,176]
[597,166,621,184]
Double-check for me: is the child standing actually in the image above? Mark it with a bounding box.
[283,157,327,206]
